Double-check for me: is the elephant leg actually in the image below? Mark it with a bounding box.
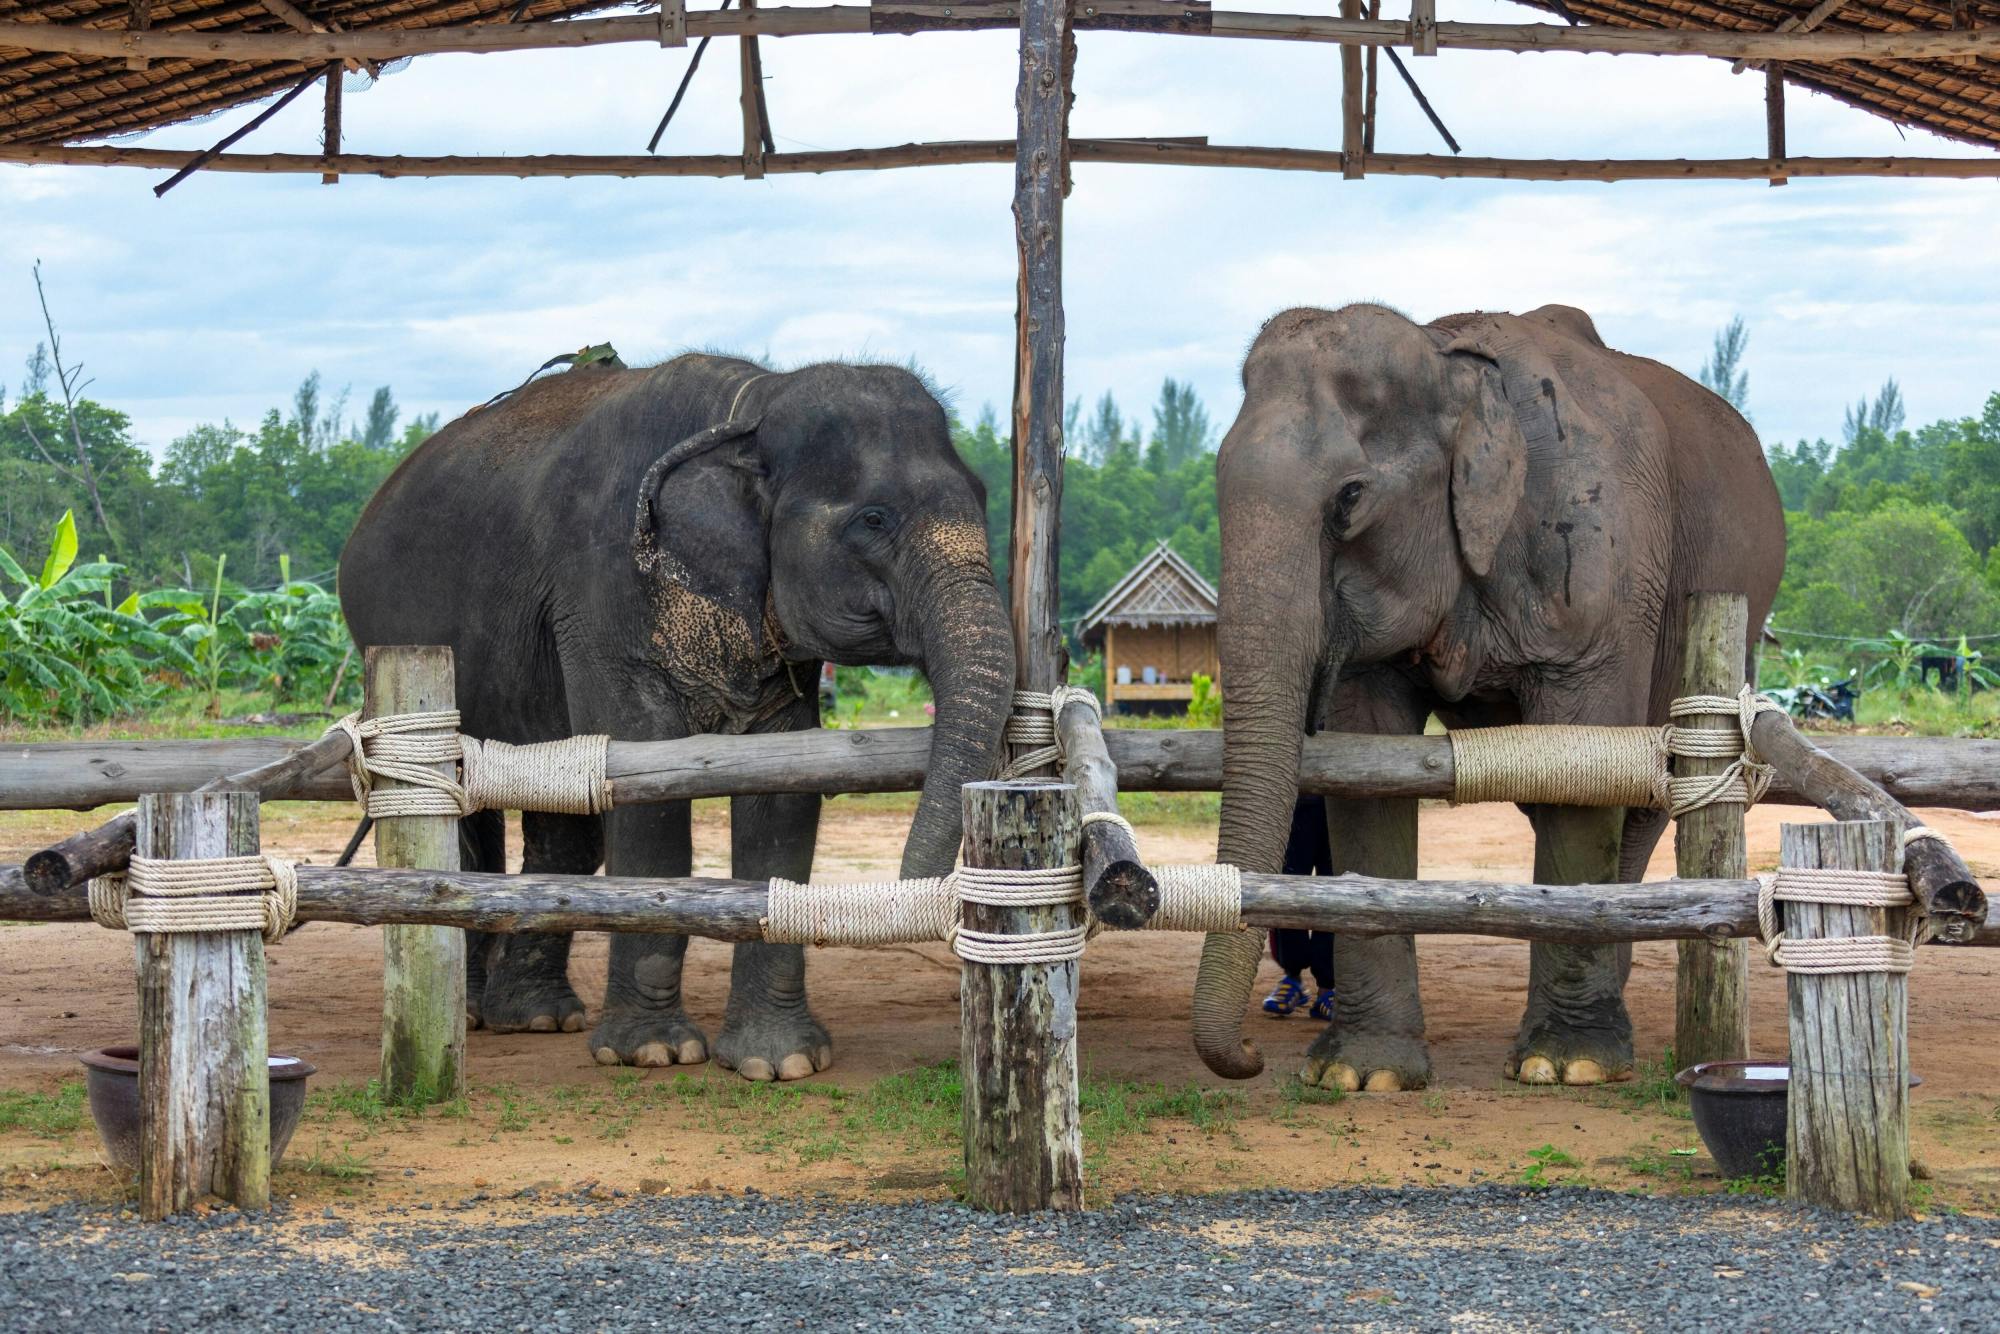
[479,811,598,1035]
[1508,803,1634,1086]
[460,810,504,1031]
[1301,669,1431,1093]
[592,801,710,1068]
[1302,795,1430,1092]
[715,789,829,1082]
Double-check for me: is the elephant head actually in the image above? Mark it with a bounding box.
[633,361,1013,878]
[1193,305,1536,1078]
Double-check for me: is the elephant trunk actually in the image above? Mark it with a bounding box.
[899,555,1015,879]
[1193,494,1327,1080]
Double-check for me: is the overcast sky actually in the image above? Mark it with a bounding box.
[2,0,1996,455]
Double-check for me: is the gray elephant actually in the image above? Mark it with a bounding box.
[1193,303,1784,1091]
[341,353,1013,1079]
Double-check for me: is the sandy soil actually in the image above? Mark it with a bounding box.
[3,798,1997,1215]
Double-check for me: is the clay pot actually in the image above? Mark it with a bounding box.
[1675,1058,1921,1181]
[79,1045,317,1177]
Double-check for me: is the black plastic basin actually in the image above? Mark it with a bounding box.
[1675,1059,1921,1180]
[80,1045,316,1178]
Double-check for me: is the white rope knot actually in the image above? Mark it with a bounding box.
[1654,685,1784,816]
[461,734,613,815]
[999,687,1103,779]
[1756,865,1919,975]
[327,710,469,818]
[89,854,298,945]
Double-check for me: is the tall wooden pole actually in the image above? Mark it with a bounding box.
[960,780,1084,1211]
[1782,818,1910,1217]
[367,646,466,1105]
[1340,0,1365,178]
[1008,0,1073,706]
[135,790,269,1219]
[1673,593,1751,1071]
[1766,64,1788,187]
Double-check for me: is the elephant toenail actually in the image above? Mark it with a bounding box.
[561,1012,586,1033]
[739,1058,777,1082]
[777,1054,815,1081]
[633,1042,674,1067]
[1516,1056,1559,1084]
[528,1015,557,1033]
[676,1039,708,1065]
[1330,1064,1362,1093]
[593,1046,621,1067]
[1562,1060,1607,1086]
[1363,1070,1403,1092]
[811,1045,834,1071]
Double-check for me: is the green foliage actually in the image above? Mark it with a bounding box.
[1186,671,1222,727]
[1697,316,1750,414]
[1517,1142,1580,1187]
[0,1080,87,1138]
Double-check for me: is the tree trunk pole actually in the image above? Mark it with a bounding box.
[1340,0,1365,177]
[1007,0,1073,711]
[1781,818,1910,1218]
[367,646,466,1105]
[960,779,1084,1212]
[1674,592,1751,1071]
[135,790,268,1219]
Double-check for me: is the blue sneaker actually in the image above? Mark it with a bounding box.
[1309,988,1336,1023]
[1263,975,1309,1017]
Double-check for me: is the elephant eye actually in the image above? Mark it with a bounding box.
[1338,481,1365,507]
[858,506,891,531]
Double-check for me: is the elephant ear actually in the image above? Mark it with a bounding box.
[632,416,781,723]
[1440,335,1528,579]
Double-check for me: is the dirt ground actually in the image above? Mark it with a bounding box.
[3,797,1997,1216]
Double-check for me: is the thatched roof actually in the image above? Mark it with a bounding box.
[1,1,1996,152]
[1078,541,1218,647]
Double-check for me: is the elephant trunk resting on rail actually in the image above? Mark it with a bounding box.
[1194,302,1785,1091]
[341,353,1013,1080]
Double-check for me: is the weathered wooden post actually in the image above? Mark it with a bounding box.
[367,645,466,1105]
[134,790,269,1219]
[1673,592,1751,1071]
[960,779,1084,1212]
[1780,818,1911,1217]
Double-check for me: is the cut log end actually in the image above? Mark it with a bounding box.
[1087,860,1159,930]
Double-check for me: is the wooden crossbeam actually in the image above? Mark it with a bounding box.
[1733,0,1850,74]
[9,139,1997,182]
[255,0,373,75]
[1,10,1994,64]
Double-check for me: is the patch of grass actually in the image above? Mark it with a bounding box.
[0,1081,86,1138]
[1607,1050,1691,1121]
[1518,1143,1580,1188]
[292,1146,375,1180]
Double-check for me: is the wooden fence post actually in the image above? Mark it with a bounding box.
[366,645,466,1105]
[1674,592,1751,1071]
[135,790,268,1219]
[1781,817,1910,1217]
[960,779,1084,1211]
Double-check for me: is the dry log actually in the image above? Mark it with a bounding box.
[959,780,1084,1212]
[7,141,1997,184]
[1749,710,1987,940]
[1672,593,1750,1070]
[6,862,1996,945]
[1053,696,1157,928]
[2,10,1994,62]
[20,727,356,895]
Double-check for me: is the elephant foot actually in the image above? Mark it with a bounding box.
[479,979,588,1036]
[1505,1019,1634,1086]
[715,1009,832,1083]
[590,1008,710,1068]
[1301,1024,1430,1093]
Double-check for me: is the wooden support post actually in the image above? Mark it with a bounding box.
[658,0,687,46]
[367,646,466,1106]
[1054,695,1158,927]
[1781,818,1910,1218]
[1409,0,1437,56]
[322,61,342,186]
[1008,0,1073,712]
[127,0,150,71]
[1766,65,1788,188]
[135,790,268,1219]
[1363,0,1380,152]
[739,0,770,180]
[960,780,1084,1212]
[1673,593,1751,1072]
[1340,0,1365,178]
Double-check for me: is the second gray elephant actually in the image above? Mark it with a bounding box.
[1194,302,1785,1091]
[342,352,1013,1080]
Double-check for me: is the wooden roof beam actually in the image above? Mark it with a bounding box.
[7,138,1998,181]
[256,0,376,75]
[1733,0,1851,74]
[2,10,1996,65]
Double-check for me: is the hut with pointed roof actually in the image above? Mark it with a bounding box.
[1077,541,1219,714]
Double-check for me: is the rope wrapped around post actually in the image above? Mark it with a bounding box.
[1654,685,1785,816]
[88,854,297,945]
[1754,827,1940,975]
[326,711,613,816]
[1000,685,1101,778]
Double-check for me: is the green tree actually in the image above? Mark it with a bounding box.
[1697,316,1750,415]
[1774,500,1995,640]
[1146,377,1213,473]
[1843,378,1905,446]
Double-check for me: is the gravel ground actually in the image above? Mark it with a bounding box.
[2,1186,1996,1331]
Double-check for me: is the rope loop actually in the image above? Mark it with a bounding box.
[326,712,615,816]
[999,687,1104,779]
[89,854,297,945]
[1755,865,1920,975]
[1654,685,1785,816]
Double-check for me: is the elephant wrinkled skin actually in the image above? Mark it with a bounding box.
[1195,303,1785,1091]
[342,353,1013,1080]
